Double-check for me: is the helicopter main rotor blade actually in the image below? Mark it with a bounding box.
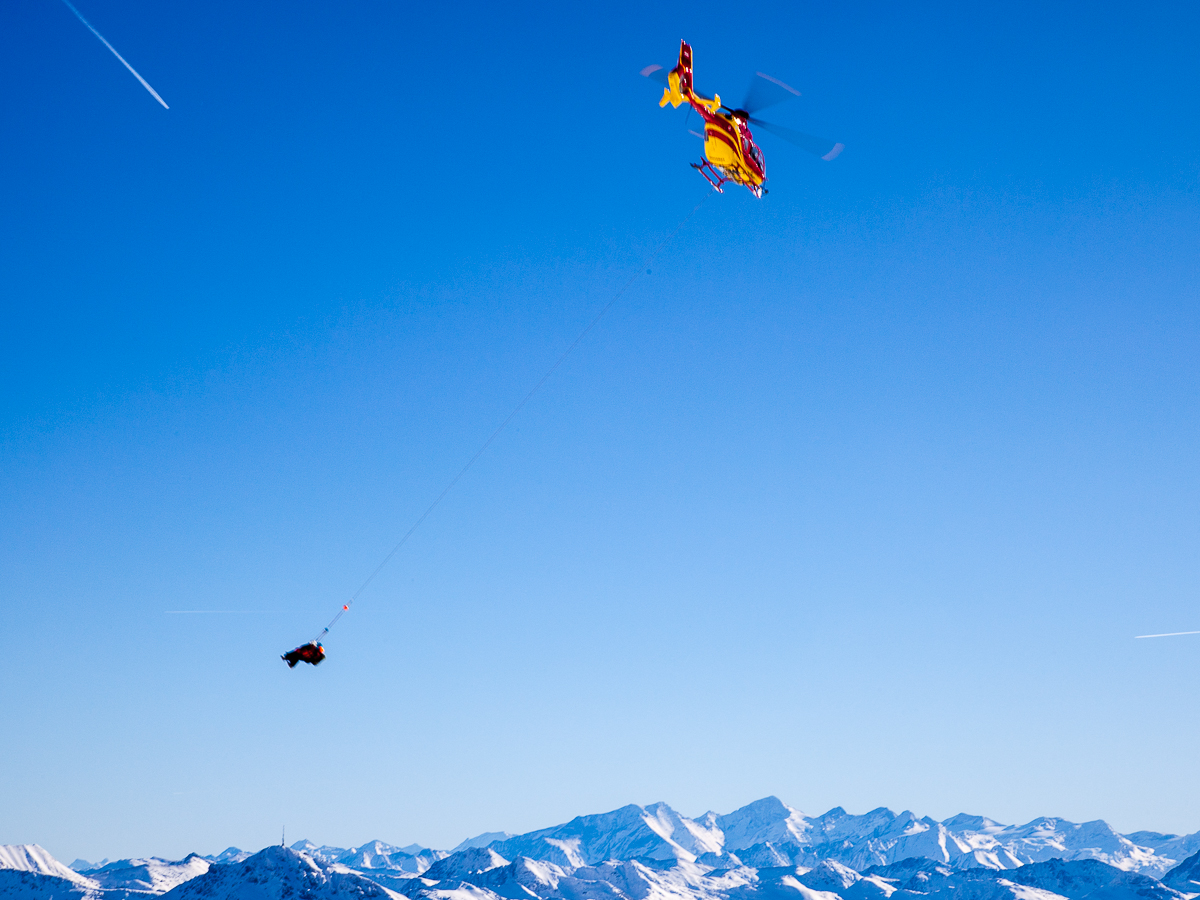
[640,64,669,85]
[750,118,844,160]
[741,72,801,115]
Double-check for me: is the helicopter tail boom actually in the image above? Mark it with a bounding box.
[659,40,699,109]
[657,40,722,114]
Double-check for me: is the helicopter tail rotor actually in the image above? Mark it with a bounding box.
[640,64,668,85]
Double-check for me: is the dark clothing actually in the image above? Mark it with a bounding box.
[282,642,326,668]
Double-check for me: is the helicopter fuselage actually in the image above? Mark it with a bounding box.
[693,105,766,196]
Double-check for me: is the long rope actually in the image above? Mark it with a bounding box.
[312,190,714,643]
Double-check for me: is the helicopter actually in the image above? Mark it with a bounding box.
[642,40,844,197]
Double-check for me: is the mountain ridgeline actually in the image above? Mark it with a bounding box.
[4,798,1200,900]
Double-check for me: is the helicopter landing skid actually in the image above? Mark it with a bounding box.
[691,159,726,192]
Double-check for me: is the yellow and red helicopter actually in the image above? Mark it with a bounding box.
[642,40,844,197]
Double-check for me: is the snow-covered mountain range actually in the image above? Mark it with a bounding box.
[3,798,1199,900]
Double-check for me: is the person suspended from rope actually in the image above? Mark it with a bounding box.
[282,641,325,668]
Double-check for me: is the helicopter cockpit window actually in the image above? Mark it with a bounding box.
[748,142,763,168]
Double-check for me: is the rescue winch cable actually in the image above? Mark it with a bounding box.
[311,190,715,644]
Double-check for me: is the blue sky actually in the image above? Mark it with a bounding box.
[2,0,1199,865]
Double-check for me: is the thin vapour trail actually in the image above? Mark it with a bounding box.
[1135,630,1200,639]
[58,0,169,109]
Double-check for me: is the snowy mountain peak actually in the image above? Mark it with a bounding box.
[0,845,96,887]
[85,854,211,893]
[802,859,872,892]
[486,802,698,867]
[70,860,109,874]
[6,795,1200,900]
[338,842,413,871]
[717,796,810,851]
[209,848,253,864]
[453,835,513,854]
[642,802,721,860]
[423,849,509,881]
[943,814,1006,835]
[288,843,345,866]
[159,845,398,900]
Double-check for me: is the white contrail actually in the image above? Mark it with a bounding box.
[58,0,169,109]
[1135,630,1200,639]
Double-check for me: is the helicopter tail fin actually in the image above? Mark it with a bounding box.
[659,40,693,108]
